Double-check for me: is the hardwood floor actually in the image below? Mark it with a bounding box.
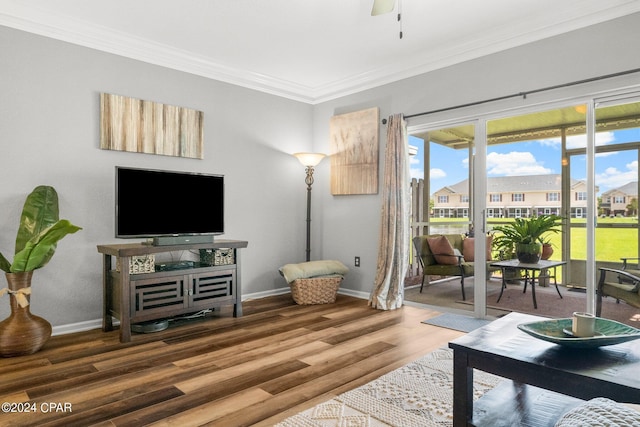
[0,294,462,426]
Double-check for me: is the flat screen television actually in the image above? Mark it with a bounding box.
[116,166,224,245]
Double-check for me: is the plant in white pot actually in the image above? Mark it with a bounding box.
[0,186,81,356]
[492,214,562,264]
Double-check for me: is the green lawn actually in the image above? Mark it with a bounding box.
[566,217,638,261]
[426,217,639,262]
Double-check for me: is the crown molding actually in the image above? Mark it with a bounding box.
[1,2,639,105]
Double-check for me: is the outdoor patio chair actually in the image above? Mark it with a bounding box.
[412,234,498,301]
[596,267,640,317]
[620,257,640,280]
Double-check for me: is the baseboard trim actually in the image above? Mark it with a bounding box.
[52,319,106,336]
[51,287,369,336]
[241,287,291,301]
[337,288,369,299]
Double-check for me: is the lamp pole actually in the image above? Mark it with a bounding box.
[293,152,326,262]
[303,165,314,262]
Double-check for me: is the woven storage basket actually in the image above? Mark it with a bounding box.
[116,254,155,274]
[290,275,342,305]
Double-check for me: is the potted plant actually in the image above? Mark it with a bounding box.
[540,237,555,260]
[0,185,81,356]
[492,214,562,264]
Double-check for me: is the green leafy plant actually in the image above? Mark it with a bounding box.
[0,186,81,273]
[492,214,562,258]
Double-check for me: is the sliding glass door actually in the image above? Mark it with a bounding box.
[407,121,483,313]
[406,92,640,325]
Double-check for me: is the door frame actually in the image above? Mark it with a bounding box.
[407,87,640,318]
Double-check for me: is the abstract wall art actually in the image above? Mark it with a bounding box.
[100,93,204,159]
[329,107,379,195]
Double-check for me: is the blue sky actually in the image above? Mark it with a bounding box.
[409,128,639,196]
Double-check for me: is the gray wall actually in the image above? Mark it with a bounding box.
[0,27,314,328]
[1,12,639,330]
[313,13,640,296]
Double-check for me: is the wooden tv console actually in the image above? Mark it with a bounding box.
[97,239,248,342]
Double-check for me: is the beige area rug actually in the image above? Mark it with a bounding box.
[275,348,502,427]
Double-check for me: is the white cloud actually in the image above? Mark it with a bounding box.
[539,138,560,148]
[537,131,616,149]
[566,131,616,149]
[486,151,552,176]
[596,160,638,190]
[595,151,616,158]
[430,168,446,179]
[410,167,423,180]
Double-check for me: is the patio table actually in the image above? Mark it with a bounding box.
[490,259,566,309]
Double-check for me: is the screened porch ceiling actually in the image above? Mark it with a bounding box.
[413,103,640,149]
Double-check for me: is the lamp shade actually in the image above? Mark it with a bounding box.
[293,152,325,167]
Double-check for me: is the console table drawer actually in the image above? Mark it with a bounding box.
[190,269,235,308]
[132,275,188,317]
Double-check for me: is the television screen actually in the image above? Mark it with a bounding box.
[116,167,224,239]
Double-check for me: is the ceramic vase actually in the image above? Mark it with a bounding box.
[541,244,554,260]
[0,272,52,357]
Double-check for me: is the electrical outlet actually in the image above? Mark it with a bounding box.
[354,256,360,267]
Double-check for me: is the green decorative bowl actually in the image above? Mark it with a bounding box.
[517,318,640,348]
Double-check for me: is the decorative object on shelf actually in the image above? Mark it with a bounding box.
[116,254,155,274]
[293,152,326,262]
[0,186,81,356]
[541,242,554,260]
[329,107,379,195]
[100,93,204,159]
[492,214,562,264]
[199,248,234,266]
[517,317,640,348]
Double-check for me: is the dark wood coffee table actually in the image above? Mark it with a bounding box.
[449,312,640,426]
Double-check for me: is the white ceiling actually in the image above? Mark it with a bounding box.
[2,0,640,104]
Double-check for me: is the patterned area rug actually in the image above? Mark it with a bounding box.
[275,348,502,427]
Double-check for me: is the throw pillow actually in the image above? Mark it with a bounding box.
[462,235,493,262]
[426,235,459,265]
[554,397,640,427]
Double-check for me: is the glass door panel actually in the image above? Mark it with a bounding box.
[594,100,640,265]
[406,123,478,314]
[486,106,584,318]
[593,99,640,322]
[567,99,639,319]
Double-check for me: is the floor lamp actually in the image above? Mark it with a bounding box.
[293,152,326,262]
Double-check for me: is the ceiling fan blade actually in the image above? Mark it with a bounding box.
[371,0,395,16]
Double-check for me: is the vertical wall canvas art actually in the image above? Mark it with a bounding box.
[100,93,204,159]
[329,107,379,195]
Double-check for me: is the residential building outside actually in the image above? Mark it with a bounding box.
[431,174,596,219]
[600,181,638,217]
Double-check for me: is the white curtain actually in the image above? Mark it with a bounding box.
[369,114,410,310]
